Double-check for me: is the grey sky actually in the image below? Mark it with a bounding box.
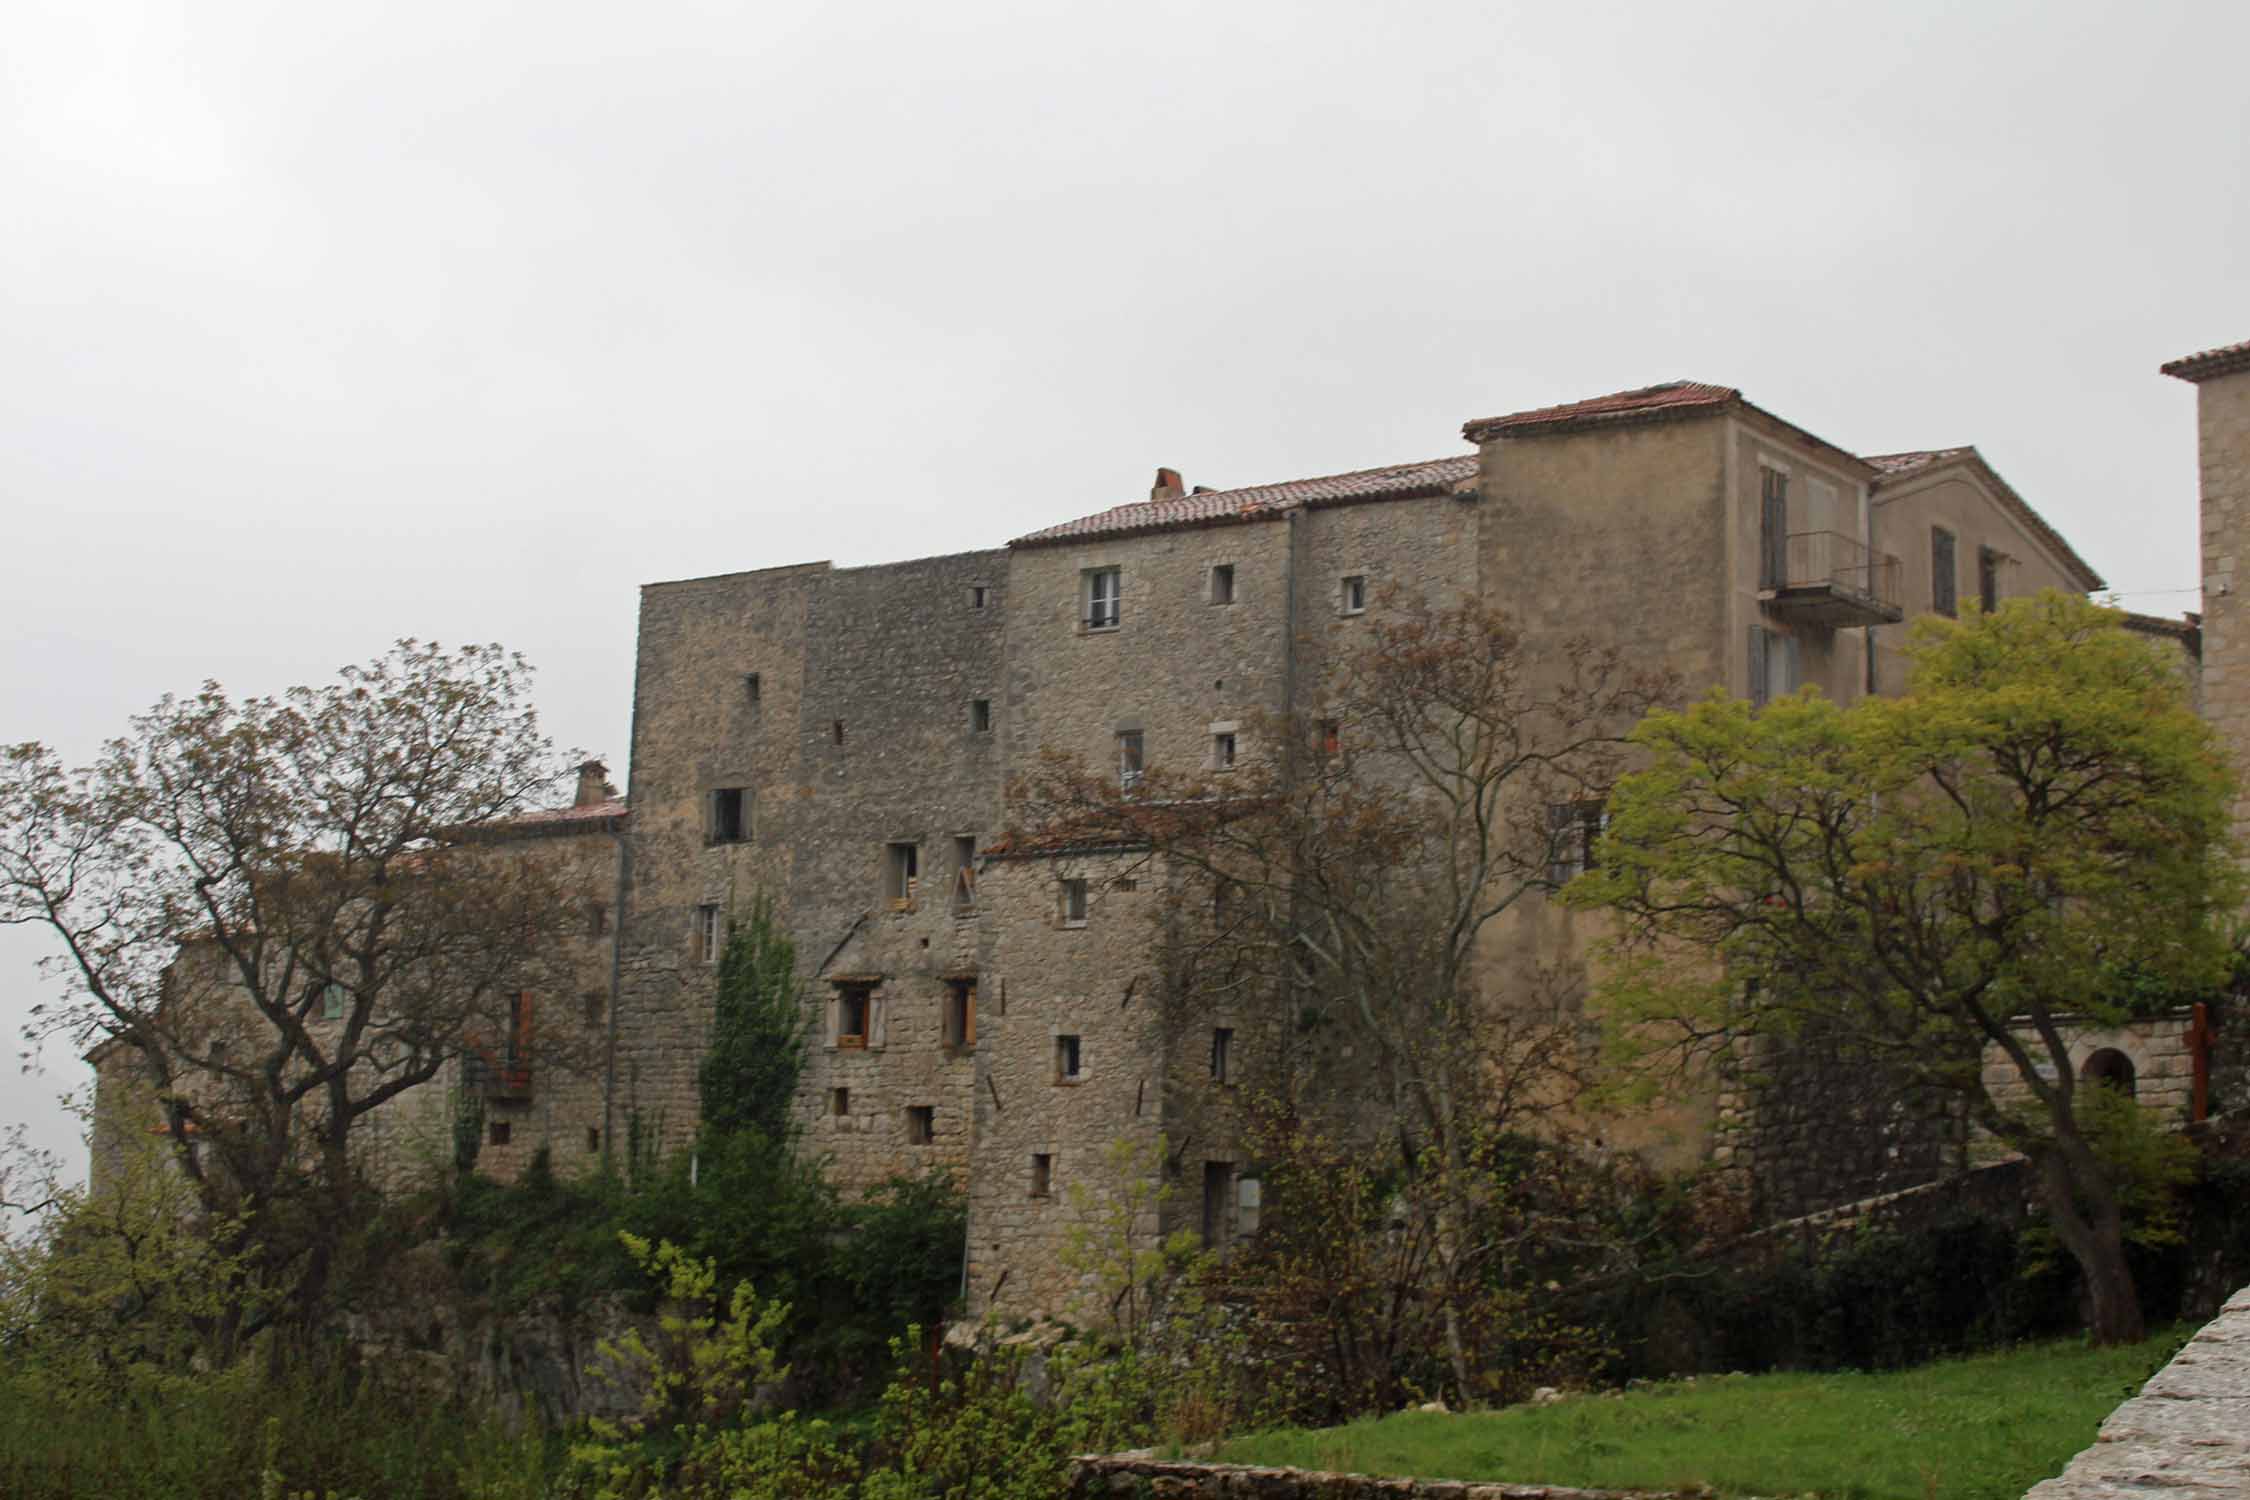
[5,0,2245,1181]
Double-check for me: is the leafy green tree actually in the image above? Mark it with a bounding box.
[698,893,803,1143]
[1571,592,2238,1344]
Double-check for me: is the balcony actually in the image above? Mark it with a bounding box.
[1760,531,1903,628]
[462,1049,533,1101]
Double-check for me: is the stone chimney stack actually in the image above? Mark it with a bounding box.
[1150,467,1185,501]
[574,758,615,808]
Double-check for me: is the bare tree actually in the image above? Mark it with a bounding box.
[1007,598,1672,1399]
[1,641,589,1353]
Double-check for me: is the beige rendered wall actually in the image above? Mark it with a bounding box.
[1725,419,1877,705]
[1868,468,2089,696]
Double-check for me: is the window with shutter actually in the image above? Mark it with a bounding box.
[1759,467,1789,589]
[1932,528,1958,617]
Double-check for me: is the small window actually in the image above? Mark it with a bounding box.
[944,980,977,1050]
[1932,527,1958,617]
[905,1105,935,1145]
[319,982,347,1021]
[586,1126,601,1153]
[1084,567,1122,630]
[489,1120,512,1147]
[831,1086,850,1116]
[711,787,748,844]
[583,989,605,1026]
[970,698,992,733]
[951,836,978,913]
[1115,877,1137,893]
[744,672,761,705]
[696,904,721,964]
[1212,732,1237,771]
[886,842,920,909]
[1209,563,1236,605]
[836,987,871,1049]
[1031,1153,1053,1198]
[1210,1026,1233,1084]
[1116,730,1144,789]
[587,902,609,938]
[1340,575,1367,615]
[833,719,846,745]
[1055,1034,1083,1082]
[1749,625,1800,709]
[1061,878,1089,927]
[1546,801,1608,886]
[971,584,989,609]
[1978,545,2002,614]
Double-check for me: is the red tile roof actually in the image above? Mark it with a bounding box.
[503,797,629,828]
[1864,446,2104,592]
[1010,455,1476,548]
[1461,381,1740,441]
[2161,339,2250,384]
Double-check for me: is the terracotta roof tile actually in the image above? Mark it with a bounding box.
[1462,381,1741,441]
[504,797,628,828]
[2161,338,2250,384]
[1863,447,1974,476]
[1865,446,2104,592]
[1010,455,1476,548]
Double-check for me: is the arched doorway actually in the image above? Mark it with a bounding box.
[2082,1047,2137,1100]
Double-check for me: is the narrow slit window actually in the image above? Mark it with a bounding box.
[971,584,989,609]
[1931,527,1958,617]
[586,1127,601,1153]
[1209,563,1236,605]
[697,904,721,964]
[970,698,992,733]
[833,719,846,745]
[1031,1153,1053,1198]
[1212,732,1237,771]
[1340,575,1367,615]
[1061,878,1089,927]
[1210,1026,1233,1084]
[1978,545,2002,614]
[744,672,761,705]
[831,1086,850,1116]
[1055,1034,1083,1082]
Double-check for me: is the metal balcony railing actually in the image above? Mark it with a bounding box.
[1761,531,1904,627]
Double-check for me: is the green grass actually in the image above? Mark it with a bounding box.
[1216,1328,2191,1500]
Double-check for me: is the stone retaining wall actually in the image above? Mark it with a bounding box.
[2024,1283,2250,1498]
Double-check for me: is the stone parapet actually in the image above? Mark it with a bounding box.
[2024,1283,2250,1498]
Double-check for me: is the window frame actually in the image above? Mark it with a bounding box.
[1545,800,1608,886]
[1340,574,1368,616]
[1054,1033,1085,1084]
[905,1105,935,1146]
[835,985,873,1050]
[1031,1152,1054,1198]
[1210,1026,1233,1084]
[943,979,977,1051]
[1061,877,1089,928]
[1116,729,1144,789]
[1932,527,1958,617]
[969,697,992,733]
[1208,563,1236,606]
[885,841,920,910]
[1083,567,1123,631]
[696,904,721,965]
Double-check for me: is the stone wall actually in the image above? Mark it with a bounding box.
[1069,1457,1703,1499]
[2187,366,2250,842]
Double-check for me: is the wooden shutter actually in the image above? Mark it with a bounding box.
[1760,469,1789,589]
[1749,625,1769,708]
[1932,529,1957,616]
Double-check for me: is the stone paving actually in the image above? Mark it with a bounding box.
[2025,1285,2250,1499]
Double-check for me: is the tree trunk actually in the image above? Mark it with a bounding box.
[2035,1145,2146,1346]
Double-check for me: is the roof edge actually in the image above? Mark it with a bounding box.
[1870,447,2105,592]
[2161,339,2250,384]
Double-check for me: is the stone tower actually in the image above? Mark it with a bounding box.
[2165,338,2250,834]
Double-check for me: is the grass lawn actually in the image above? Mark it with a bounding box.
[1215,1328,2189,1500]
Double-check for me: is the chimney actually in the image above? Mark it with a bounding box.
[574,759,615,808]
[1150,467,1185,501]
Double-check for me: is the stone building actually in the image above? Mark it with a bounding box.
[91,366,2226,1323]
[600,376,2153,1320]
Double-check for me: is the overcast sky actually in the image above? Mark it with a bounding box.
[5,0,2246,1182]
